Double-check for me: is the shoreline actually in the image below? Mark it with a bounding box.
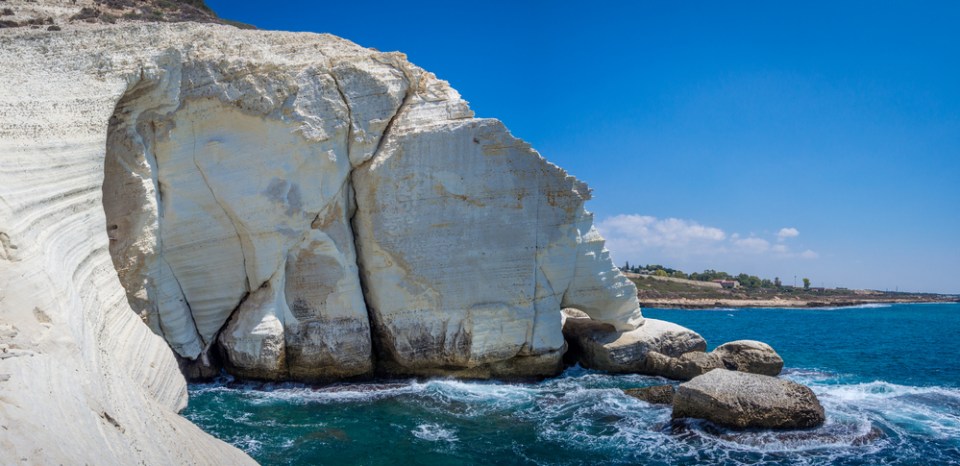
[639,297,960,310]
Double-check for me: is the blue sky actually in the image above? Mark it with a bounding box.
[208,1,960,294]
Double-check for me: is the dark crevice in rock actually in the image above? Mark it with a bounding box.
[363,63,415,171]
[190,291,251,380]
[99,411,124,432]
[161,255,201,343]
[327,69,353,161]
[344,63,416,379]
[178,340,225,381]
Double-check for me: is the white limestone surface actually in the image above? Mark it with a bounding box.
[0,8,642,463]
[0,21,260,466]
[353,114,643,375]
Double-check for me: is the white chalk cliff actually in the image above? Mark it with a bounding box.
[0,1,644,462]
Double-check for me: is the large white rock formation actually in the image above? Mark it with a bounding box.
[0,1,644,461]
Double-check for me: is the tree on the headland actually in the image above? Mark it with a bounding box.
[774,277,782,288]
[654,269,668,277]
[803,277,811,290]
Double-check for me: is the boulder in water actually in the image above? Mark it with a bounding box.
[643,350,720,380]
[643,339,784,381]
[672,369,825,429]
[712,340,783,376]
[562,317,706,373]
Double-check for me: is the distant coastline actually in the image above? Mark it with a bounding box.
[638,296,958,310]
[625,272,958,310]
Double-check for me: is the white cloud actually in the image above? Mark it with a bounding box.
[777,227,800,241]
[596,214,817,263]
[733,237,770,254]
[596,215,726,254]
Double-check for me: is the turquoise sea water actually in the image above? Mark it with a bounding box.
[184,303,960,465]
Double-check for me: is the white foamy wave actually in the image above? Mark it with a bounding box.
[412,423,458,442]
[230,382,423,406]
[805,380,960,440]
[806,303,894,311]
[415,379,538,417]
[812,380,960,402]
[229,435,263,455]
[422,379,536,404]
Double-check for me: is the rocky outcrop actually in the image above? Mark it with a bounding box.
[562,314,706,373]
[0,0,244,29]
[643,350,721,380]
[353,119,641,377]
[673,369,825,429]
[642,339,784,380]
[712,340,783,376]
[88,17,644,382]
[0,3,645,462]
[624,385,676,405]
[562,309,784,381]
[106,78,381,381]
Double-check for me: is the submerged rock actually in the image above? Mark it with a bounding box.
[672,369,825,429]
[624,385,676,405]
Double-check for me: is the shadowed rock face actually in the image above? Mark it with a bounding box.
[673,369,825,430]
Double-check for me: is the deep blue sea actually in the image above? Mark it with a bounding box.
[184,303,960,465]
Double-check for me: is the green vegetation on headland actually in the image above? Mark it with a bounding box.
[623,263,789,290]
[622,263,959,309]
